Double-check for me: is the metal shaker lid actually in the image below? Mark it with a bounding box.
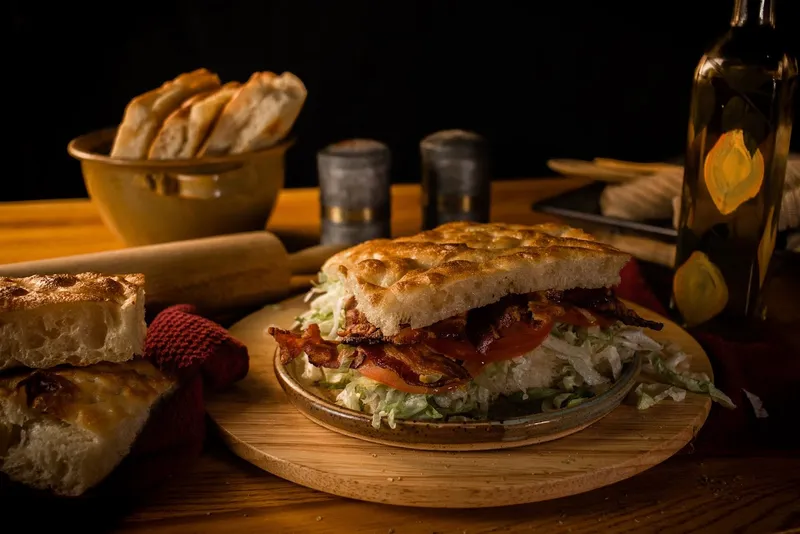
[317,139,391,208]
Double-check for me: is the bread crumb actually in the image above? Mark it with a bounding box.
[371,453,378,457]
[387,477,394,482]
[388,529,395,534]
[316,516,323,521]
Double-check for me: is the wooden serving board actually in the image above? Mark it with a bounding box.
[206,294,712,508]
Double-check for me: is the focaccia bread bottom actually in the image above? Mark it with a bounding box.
[0,359,174,496]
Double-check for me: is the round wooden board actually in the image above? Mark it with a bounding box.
[206,294,712,508]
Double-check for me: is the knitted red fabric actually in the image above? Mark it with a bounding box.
[99,304,249,495]
[145,304,249,390]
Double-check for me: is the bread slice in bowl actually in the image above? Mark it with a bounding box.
[198,71,307,157]
[110,68,221,159]
[0,273,146,371]
[148,81,242,159]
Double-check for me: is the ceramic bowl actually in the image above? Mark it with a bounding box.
[67,128,292,246]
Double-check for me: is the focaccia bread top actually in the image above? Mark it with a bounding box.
[0,273,144,313]
[321,221,631,336]
[0,359,174,439]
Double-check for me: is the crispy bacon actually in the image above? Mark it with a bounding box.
[270,324,471,389]
[339,305,468,346]
[356,344,471,389]
[467,294,533,354]
[268,324,357,368]
[546,288,664,330]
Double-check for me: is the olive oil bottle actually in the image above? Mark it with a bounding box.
[671,0,797,330]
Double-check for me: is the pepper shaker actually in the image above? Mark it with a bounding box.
[420,129,490,229]
[317,139,392,246]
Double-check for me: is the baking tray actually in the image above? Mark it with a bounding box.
[532,181,677,243]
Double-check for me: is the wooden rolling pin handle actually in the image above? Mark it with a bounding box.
[0,232,342,315]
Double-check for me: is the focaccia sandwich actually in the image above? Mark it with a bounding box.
[269,222,673,428]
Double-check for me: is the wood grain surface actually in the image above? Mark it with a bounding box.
[2,179,799,533]
[0,180,590,262]
[205,294,712,508]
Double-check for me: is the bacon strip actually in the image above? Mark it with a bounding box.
[339,304,467,346]
[270,324,471,389]
[268,324,358,368]
[357,344,471,388]
[547,288,664,330]
[467,295,533,354]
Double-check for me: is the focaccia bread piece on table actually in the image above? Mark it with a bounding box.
[0,273,146,371]
[199,71,307,157]
[148,81,242,159]
[110,68,221,159]
[0,359,175,496]
[322,222,631,336]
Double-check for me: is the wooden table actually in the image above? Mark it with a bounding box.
[2,179,799,533]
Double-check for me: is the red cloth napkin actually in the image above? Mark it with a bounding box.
[102,304,249,494]
[615,260,800,454]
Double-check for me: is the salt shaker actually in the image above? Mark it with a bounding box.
[420,129,490,230]
[317,139,391,246]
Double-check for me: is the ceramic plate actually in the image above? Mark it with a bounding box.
[274,345,642,451]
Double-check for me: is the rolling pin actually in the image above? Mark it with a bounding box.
[0,231,346,314]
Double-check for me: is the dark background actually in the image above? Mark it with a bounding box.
[6,0,799,202]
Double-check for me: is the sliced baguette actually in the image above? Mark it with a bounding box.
[148,82,242,159]
[0,359,175,496]
[0,273,146,371]
[110,68,221,159]
[198,71,306,157]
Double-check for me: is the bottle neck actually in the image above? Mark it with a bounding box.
[731,0,775,27]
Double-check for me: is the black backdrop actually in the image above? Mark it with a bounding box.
[6,0,799,201]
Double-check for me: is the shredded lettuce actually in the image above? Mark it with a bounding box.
[283,278,737,427]
[334,376,491,429]
[634,383,687,409]
[643,352,736,409]
[291,273,348,339]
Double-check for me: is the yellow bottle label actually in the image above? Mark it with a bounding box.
[673,250,729,326]
[703,129,765,215]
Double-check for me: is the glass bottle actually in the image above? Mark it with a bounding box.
[671,0,797,331]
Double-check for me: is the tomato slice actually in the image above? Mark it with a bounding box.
[356,361,457,395]
[482,317,554,362]
[458,318,553,377]
[425,318,555,377]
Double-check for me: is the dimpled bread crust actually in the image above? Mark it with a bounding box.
[321,222,631,336]
[0,273,146,371]
[0,359,174,496]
